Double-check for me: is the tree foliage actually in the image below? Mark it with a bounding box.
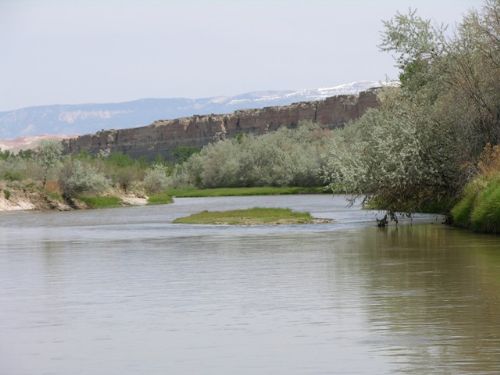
[323,0,500,213]
[36,140,63,187]
[171,122,331,188]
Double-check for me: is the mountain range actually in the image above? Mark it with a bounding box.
[0,81,394,141]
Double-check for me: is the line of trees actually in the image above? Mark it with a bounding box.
[169,123,332,188]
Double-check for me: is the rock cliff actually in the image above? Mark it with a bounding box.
[63,89,379,160]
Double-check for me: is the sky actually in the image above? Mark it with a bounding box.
[0,0,481,111]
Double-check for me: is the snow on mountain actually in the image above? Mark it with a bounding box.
[0,81,395,140]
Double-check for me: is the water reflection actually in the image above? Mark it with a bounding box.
[350,225,500,374]
[0,197,499,374]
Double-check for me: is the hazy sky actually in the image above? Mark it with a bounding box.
[1,0,481,111]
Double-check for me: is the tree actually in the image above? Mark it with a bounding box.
[36,140,63,188]
[379,8,446,92]
[324,0,499,214]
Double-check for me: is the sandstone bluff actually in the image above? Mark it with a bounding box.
[63,89,379,160]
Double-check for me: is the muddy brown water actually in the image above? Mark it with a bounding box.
[0,195,499,374]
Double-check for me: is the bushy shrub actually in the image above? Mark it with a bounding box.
[0,158,29,181]
[323,92,462,213]
[58,160,110,197]
[144,164,170,193]
[171,123,330,188]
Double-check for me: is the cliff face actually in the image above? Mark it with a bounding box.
[63,89,379,159]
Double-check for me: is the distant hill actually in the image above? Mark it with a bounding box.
[0,135,71,152]
[0,81,394,140]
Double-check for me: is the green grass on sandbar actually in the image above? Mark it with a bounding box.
[173,207,314,225]
[166,186,328,198]
[78,196,122,209]
[147,192,173,205]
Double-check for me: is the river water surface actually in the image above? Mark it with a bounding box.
[1,195,499,374]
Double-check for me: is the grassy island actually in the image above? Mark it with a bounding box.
[173,207,316,225]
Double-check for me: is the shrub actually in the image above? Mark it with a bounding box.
[59,160,110,197]
[97,152,146,192]
[171,122,330,188]
[323,99,460,213]
[0,158,28,181]
[144,164,170,193]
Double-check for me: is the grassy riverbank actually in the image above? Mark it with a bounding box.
[450,144,500,234]
[173,207,314,225]
[452,177,500,234]
[147,192,173,205]
[166,186,327,198]
[77,196,123,209]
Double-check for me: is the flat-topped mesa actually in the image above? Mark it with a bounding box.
[62,89,379,160]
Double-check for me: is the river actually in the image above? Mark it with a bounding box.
[0,195,499,374]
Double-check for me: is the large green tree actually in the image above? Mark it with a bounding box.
[324,0,500,214]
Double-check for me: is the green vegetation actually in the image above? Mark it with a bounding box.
[0,1,498,226]
[59,159,110,198]
[36,140,63,188]
[452,178,500,233]
[470,179,500,233]
[165,1,499,231]
[172,146,200,163]
[147,192,173,205]
[166,186,328,197]
[451,145,500,233]
[3,189,11,200]
[0,147,170,210]
[78,196,122,209]
[169,123,331,188]
[46,192,63,202]
[173,207,314,225]
[321,1,500,222]
[144,164,170,194]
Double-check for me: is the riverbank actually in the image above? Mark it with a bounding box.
[451,175,500,234]
[0,185,328,212]
[0,185,149,212]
